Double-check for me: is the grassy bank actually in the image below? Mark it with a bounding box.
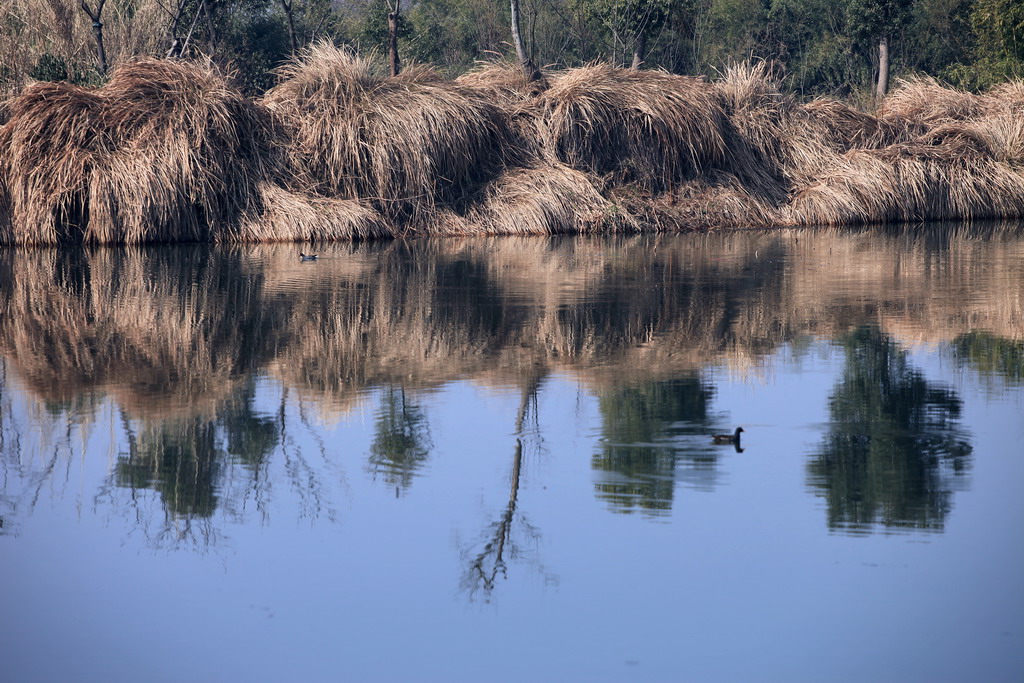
[1,45,1023,245]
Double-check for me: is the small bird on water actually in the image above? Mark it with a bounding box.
[300,252,318,261]
[712,427,744,445]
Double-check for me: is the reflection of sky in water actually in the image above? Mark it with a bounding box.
[1,229,1023,682]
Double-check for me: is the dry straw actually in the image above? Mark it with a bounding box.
[237,183,395,242]
[1,55,1024,243]
[439,163,636,236]
[534,64,728,193]
[0,58,273,245]
[262,42,514,228]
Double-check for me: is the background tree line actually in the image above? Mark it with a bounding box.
[1,0,1021,96]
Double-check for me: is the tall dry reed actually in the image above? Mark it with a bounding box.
[262,43,514,228]
[0,58,275,244]
[533,64,728,194]
[1,55,1023,242]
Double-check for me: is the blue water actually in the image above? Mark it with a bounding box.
[1,227,1022,682]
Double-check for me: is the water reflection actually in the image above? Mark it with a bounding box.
[593,376,718,515]
[953,331,1024,386]
[1,224,1021,541]
[368,386,433,491]
[808,326,973,533]
[462,381,553,601]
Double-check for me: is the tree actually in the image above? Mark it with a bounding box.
[579,0,671,68]
[388,0,402,76]
[510,0,543,81]
[846,0,913,97]
[80,0,109,74]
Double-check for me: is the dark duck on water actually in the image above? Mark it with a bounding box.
[712,427,744,445]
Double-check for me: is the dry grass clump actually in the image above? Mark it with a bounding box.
[615,174,780,231]
[89,58,274,243]
[262,42,513,225]
[985,80,1024,115]
[440,163,636,235]
[713,61,792,202]
[534,64,727,193]
[455,60,549,105]
[788,132,1024,226]
[965,111,1024,164]
[878,75,986,125]
[796,99,913,151]
[237,183,395,242]
[0,58,274,245]
[0,81,105,244]
[787,76,1024,226]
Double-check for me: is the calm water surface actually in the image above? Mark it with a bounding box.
[1,225,1023,682]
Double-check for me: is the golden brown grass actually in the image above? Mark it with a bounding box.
[878,75,987,125]
[262,43,514,227]
[438,163,636,236]
[533,64,728,193]
[237,183,395,242]
[0,58,274,245]
[1,56,1023,243]
[455,59,550,105]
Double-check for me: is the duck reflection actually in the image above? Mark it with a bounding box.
[808,326,972,533]
[593,375,718,515]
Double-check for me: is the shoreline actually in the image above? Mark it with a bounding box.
[1,46,1023,246]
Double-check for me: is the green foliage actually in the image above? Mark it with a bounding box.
[27,54,106,87]
[219,10,292,93]
[702,0,768,66]
[768,0,861,95]
[402,0,511,71]
[845,0,913,43]
[945,0,1024,88]
[29,54,69,82]
[581,0,670,40]
[359,0,413,50]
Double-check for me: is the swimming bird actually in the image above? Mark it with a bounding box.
[300,252,318,261]
[712,427,744,445]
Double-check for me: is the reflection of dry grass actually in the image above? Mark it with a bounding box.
[0,248,274,417]
[2,227,1022,423]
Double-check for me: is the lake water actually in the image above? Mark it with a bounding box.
[1,225,1023,682]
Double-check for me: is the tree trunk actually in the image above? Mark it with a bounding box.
[876,35,890,99]
[631,31,647,70]
[200,0,217,50]
[280,0,299,54]
[510,0,542,82]
[388,0,400,77]
[80,0,108,74]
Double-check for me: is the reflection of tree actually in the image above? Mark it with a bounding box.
[593,376,717,515]
[461,379,553,601]
[809,326,973,533]
[116,417,223,518]
[953,331,1024,385]
[368,385,432,491]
